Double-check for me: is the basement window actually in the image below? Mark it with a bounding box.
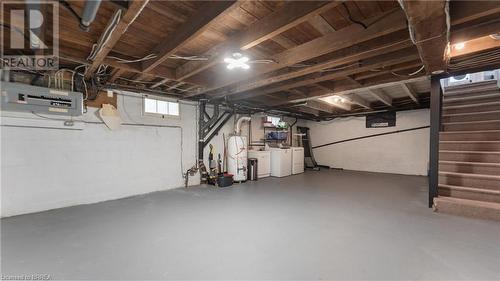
[143,96,179,117]
[267,116,281,126]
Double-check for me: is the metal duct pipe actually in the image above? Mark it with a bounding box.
[235,116,251,135]
[80,0,102,31]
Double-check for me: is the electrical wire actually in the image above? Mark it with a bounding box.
[391,65,425,77]
[108,54,157,63]
[321,62,360,73]
[57,0,82,23]
[87,9,122,61]
[341,2,367,29]
[114,77,199,93]
[168,54,210,61]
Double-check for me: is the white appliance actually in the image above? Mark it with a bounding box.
[270,148,292,177]
[248,150,271,178]
[291,147,304,174]
[227,135,248,181]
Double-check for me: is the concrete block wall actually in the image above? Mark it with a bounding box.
[301,109,430,175]
[1,91,199,217]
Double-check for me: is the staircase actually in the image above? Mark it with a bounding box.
[434,80,500,221]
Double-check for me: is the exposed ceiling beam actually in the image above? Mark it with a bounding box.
[175,1,341,82]
[368,89,393,107]
[450,1,500,25]
[210,30,413,99]
[188,10,408,97]
[450,18,500,45]
[308,99,347,112]
[450,36,500,58]
[109,68,125,83]
[230,48,419,101]
[266,75,428,107]
[141,1,239,73]
[307,14,336,35]
[400,0,449,74]
[354,60,423,81]
[150,78,170,89]
[345,93,372,109]
[297,106,320,116]
[401,83,419,104]
[84,0,150,79]
[238,1,341,50]
[315,82,371,109]
[345,77,392,107]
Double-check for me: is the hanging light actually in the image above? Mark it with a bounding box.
[224,52,250,70]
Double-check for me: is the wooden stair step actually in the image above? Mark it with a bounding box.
[442,101,500,115]
[438,184,500,203]
[440,130,500,141]
[444,80,499,95]
[439,171,500,190]
[443,92,500,106]
[439,140,500,151]
[443,88,500,99]
[433,196,500,221]
[439,150,500,163]
[439,161,500,175]
[442,120,500,131]
[442,110,500,123]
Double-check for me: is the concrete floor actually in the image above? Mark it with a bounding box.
[2,170,499,280]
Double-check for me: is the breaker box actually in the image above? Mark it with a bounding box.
[1,82,84,116]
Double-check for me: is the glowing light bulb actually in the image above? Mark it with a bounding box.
[224,52,250,70]
[454,42,465,50]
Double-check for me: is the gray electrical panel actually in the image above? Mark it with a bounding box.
[1,82,84,116]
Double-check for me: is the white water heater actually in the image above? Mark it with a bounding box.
[227,135,248,181]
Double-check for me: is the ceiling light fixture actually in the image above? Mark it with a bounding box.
[454,42,465,50]
[224,52,250,70]
[323,95,346,104]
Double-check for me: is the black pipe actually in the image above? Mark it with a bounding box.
[203,113,233,148]
[428,76,442,208]
[312,125,430,149]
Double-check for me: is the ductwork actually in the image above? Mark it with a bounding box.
[235,116,251,135]
[80,0,102,31]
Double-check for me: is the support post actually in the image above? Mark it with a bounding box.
[429,76,442,207]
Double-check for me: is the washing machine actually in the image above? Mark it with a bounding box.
[269,148,292,177]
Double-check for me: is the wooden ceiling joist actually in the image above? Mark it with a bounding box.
[150,78,170,89]
[84,0,150,79]
[297,106,321,116]
[316,82,370,109]
[268,75,428,107]
[368,89,393,107]
[141,1,239,73]
[190,9,409,97]
[345,94,372,109]
[109,68,125,83]
[238,1,341,50]
[308,99,348,112]
[450,1,500,25]
[175,1,342,82]
[400,0,449,74]
[231,47,420,101]
[401,83,419,104]
[210,30,414,99]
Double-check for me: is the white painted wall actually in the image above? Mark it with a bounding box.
[302,109,430,175]
[1,91,200,217]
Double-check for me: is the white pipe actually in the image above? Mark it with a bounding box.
[235,116,251,135]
